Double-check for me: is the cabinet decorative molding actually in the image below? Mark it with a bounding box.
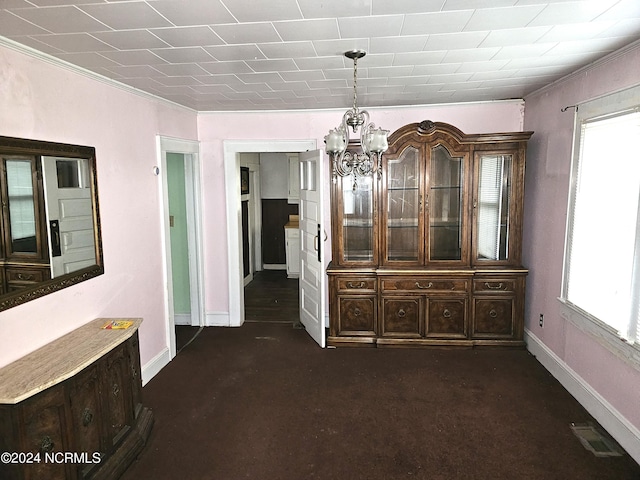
[327,121,533,347]
[0,318,153,480]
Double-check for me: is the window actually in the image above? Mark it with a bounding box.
[562,86,640,347]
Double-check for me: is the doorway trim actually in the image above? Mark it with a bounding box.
[223,139,316,326]
[158,136,205,359]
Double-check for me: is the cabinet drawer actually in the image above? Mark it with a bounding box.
[381,277,469,293]
[336,277,376,293]
[5,267,49,285]
[473,278,517,294]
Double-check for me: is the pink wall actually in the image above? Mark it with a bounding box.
[523,43,640,429]
[0,44,198,368]
[197,102,525,312]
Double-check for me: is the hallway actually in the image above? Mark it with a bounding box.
[244,270,300,324]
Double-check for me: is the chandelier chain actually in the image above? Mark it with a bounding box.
[352,56,358,112]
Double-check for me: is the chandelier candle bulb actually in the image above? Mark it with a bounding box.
[325,129,346,154]
[367,128,390,153]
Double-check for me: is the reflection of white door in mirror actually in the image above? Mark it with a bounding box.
[42,157,96,277]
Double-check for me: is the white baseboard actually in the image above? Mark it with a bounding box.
[174,313,191,326]
[206,312,231,326]
[141,346,171,386]
[263,264,286,270]
[525,329,640,464]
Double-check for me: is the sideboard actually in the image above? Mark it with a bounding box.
[0,318,153,480]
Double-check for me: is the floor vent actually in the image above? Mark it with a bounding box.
[571,422,624,457]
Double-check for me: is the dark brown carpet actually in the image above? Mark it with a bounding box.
[121,323,640,480]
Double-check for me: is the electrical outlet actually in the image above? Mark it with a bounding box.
[539,314,544,327]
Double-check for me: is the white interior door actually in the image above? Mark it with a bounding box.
[299,149,326,347]
[42,156,96,277]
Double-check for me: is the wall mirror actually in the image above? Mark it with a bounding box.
[0,136,103,311]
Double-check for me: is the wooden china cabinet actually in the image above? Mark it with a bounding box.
[327,120,533,347]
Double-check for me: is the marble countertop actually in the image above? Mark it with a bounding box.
[0,318,142,404]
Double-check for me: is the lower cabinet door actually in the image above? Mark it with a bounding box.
[103,344,134,446]
[68,364,104,479]
[473,298,515,338]
[426,298,468,338]
[336,296,376,336]
[21,387,74,480]
[381,296,422,338]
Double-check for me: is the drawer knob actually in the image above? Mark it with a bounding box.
[397,309,406,318]
[40,435,54,453]
[415,281,433,289]
[489,309,498,318]
[82,408,94,427]
[17,273,34,281]
[484,282,504,290]
[112,383,120,397]
[443,309,451,318]
[353,308,361,317]
[347,282,365,289]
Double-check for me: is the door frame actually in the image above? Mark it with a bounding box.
[223,139,316,326]
[158,136,205,359]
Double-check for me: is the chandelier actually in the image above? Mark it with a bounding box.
[325,50,389,185]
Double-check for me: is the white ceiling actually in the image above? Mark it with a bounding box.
[1,0,639,112]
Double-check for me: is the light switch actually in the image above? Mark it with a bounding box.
[169,215,174,227]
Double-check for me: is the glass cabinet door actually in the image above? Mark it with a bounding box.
[429,145,463,261]
[475,154,512,262]
[341,174,375,263]
[385,146,421,262]
[4,158,39,256]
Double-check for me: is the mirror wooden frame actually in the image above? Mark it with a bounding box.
[0,136,103,312]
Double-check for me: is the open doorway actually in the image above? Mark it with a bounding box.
[158,136,205,358]
[240,152,301,325]
[223,140,316,328]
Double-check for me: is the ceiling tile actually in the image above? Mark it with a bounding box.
[151,0,236,26]
[402,11,475,35]
[29,33,114,53]
[149,27,224,48]
[369,35,429,54]
[479,26,550,47]
[528,1,621,26]
[424,32,489,50]
[92,30,171,50]
[55,52,121,69]
[372,0,443,15]
[221,0,302,22]
[204,45,266,61]
[100,49,168,66]
[211,23,281,44]
[464,5,546,31]
[151,47,215,63]
[199,61,254,75]
[257,41,317,59]
[0,11,49,36]
[153,63,210,76]
[9,6,110,33]
[337,15,404,38]
[78,2,172,30]
[273,19,340,41]
[245,58,299,72]
[297,0,371,19]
